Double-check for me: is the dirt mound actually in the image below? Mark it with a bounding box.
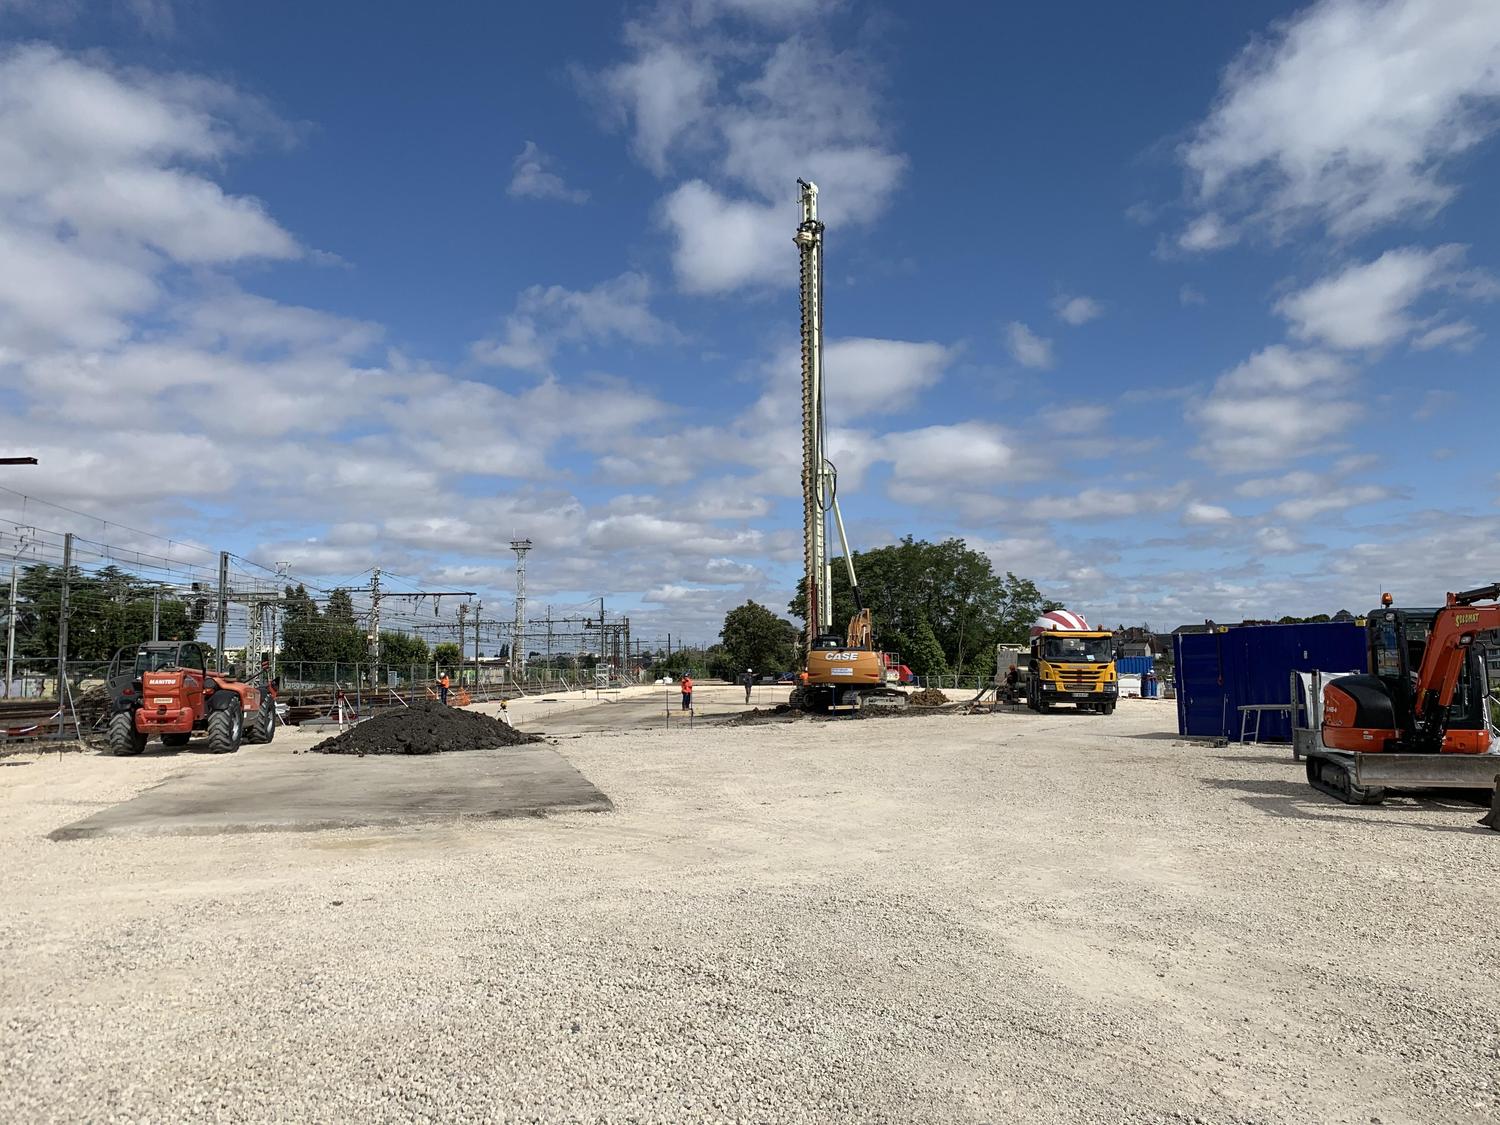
[908,688,950,707]
[717,705,806,727]
[311,701,541,755]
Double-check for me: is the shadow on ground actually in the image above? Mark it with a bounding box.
[1203,776,1493,833]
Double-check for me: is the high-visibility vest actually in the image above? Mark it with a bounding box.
[440,675,450,687]
[681,677,693,692]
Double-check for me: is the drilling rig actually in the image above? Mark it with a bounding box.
[792,179,905,713]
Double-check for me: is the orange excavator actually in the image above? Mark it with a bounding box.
[1307,585,1500,805]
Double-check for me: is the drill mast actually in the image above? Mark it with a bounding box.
[795,179,863,652]
[795,180,830,643]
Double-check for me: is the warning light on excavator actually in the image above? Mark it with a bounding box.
[1380,592,1393,607]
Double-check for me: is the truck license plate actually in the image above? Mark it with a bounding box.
[1070,692,1088,698]
[153,696,174,705]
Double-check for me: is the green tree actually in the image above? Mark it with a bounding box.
[790,536,1061,675]
[280,584,322,664]
[719,601,799,677]
[325,589,357,626]
[906,618,951,678]
[379,630,429,667]
[12,564,201,662]
[433,641,463,671]
[280,584,366,667]
[648,647,711,680]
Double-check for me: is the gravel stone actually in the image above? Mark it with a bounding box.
[2,700,1498,1123]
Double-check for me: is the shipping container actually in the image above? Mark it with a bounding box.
[1174,622,1367,741]
[1116,655,1155,676]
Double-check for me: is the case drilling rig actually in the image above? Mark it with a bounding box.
[791,179,905,714]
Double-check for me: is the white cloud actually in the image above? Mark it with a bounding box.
[0,44,298,352]
[884,421,1019,483]
[1276,244,1494,350]
[1411,319,1480,352]
[1189,346,1358,469]
[814,338,952,417]
[660,180,784,293]
[595,41,717,175]
[122,0,177,36]
[1182,0,1500,242]
[1052,294,1103,326]
[1235,469,1323,498]
[1177,213,1236,253]
[591,2,905,293]
[1270,484,1394,522]
[1039,404,1110,434]
[1255,526,1300,554]
[1183,502,1233,525]
[714,37,905,225]
[700,0,835,22]
[507,141,589,203]
[1180,284,1207,306]
[1005,321,1054,369]
[1020,486,1186,522]
[0,46,823,646]
[472,272,678,371]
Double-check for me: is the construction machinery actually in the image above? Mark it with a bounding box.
[995,643,1028,703]
[1025,610,1119,714]
[791,179,905,714]
[1305,587,1500,804]
[106,639,276,755]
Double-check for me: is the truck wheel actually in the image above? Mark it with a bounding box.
[1102,703,1116,716]
[243,695,276,744]
[206,701,243,755]
[108,711,146,756]
[161,732,190,747]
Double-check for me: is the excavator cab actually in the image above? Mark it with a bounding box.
[1365,608,1488,739]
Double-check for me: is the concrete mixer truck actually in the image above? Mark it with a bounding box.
[1024,610,1119,714]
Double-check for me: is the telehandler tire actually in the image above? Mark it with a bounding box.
[244,695,276,744]
[108,711,146,756]
[206,700,243,755]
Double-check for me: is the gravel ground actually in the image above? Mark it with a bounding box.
[3,699,1499,1123]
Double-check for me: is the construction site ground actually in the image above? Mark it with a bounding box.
[3,690,1498,1124]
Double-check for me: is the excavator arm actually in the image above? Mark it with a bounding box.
[1410,593,1500,746]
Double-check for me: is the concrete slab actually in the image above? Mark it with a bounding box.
[49,746,611,840]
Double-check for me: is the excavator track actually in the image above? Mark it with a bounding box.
[1305,752,1386,805]
[858,687,908,710]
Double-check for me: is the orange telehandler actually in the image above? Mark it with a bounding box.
[1307,585,1500,805]
[106,640,276,755]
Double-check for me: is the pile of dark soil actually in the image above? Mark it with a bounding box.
[716,705,806,727]
[908,688,950,706]
[311,701,541,755]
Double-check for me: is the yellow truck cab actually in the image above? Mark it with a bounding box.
[1026,611,1118,715]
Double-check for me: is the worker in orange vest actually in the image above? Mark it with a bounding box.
[439,671,450,705]
[680,674,693,712]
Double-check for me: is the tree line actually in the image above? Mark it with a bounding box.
[7,564,202,663]
[653,537,1064,681]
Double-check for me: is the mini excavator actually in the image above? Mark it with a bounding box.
[1307,584,1500,805]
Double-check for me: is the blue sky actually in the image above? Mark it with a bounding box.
[2,0,1499,643]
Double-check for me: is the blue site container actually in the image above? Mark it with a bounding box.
[1174,622,1367,741]
[1116,655,1154,676]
